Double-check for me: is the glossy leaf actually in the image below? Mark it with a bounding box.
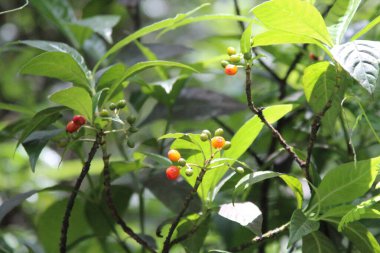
[325,0,361,45]
[17,106,65,147]
[225,104,296,160]
[351,15,380,41]
[20,52,90,89]
[252,30,320,47]
[22,129,63,172]
[303,61,346,130]
[288,209,319,247]
[218,202,262,236]
[309,156,380,211]
[74,15,120,43]
[49,87,93,121]
[252,0,333,46]
[331,40,380,94]
[240,21,253,55]
[20,40,90,76]
[235,171,303,208]
[302,231,339,253]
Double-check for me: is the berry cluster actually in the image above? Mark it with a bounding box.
[166,149,191,180]
[221,47,241,76]
[66,115,86,133]
[200,128,231,150]
[99,99,127,118]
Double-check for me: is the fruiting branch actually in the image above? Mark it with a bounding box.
[100,133,157,253]
[59,132,102,253]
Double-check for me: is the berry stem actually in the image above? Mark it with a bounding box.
[100,133,157,253]
[59,132,102,253]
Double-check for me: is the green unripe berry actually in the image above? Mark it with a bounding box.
[229,54,241,63]
[214,128,224,136]
[221,60,229,68]
[178,158,186,166]
[99,109,110,117]
[185,167,193,177]
[244,51,252,60]
[117,99,127,109]
[202,129,212,139]
[236,166,244,174]
[200,133,209,142]
[222,141,231,150]
[129,126,139,133]
[127,115,136,124]
[109,103,117,110]
[227,47,236,56]
[127,139,135,148]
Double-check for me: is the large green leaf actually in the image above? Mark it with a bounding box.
[325,0,361,45]
[252,30,320,47]
[325,219,380,253]
[302,231,339,253]
[240,21,253,55]
[49,87,93,121]
[177,215,210,253]
[20,40,90,76]
[331,40,380,94]
[288,209,319,247]
[303,61,346,130]
[17,106,65,147]
[20,52,90,90]
[218,202,262,236]
[22,129,63,172]
[252,0,333,46]
[235,171,303,209]
[351,15,380,41]
[224,104,296,160]
[309,156,380,211]
[73,15,120,43]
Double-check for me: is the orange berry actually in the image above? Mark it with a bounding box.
[224,64,238,76]
[211,136,226,149]
[166,166,180,180]
[168,149,181,162]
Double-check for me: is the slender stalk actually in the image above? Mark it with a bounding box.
[59,133,102,253]
[229,222,289,252]
[101,134,156,253]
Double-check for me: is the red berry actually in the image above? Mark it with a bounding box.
[224,64,238,76]
[166,166,180,180]
[72,115,86,126]
[168,149,181,162]
[66,120,80,133]
[211,136,226,149]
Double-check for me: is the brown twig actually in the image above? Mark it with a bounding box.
[101,133,157,253]
[229,222,289,252]
[59,133,102,253]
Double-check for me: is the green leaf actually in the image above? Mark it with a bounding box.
[331,40,380,94]
[66,23,93,46]
[351,15,380,41]
[325,0,361,45]
[20,52,90,90]
[135,40,168,80]
[240,21,253,55]
[325,219,380,253]
[177,215,210,253]
[252,30,320,47]
[17,106,65,147]
[309,156,380,211]
[303,61,346,130]
[320,205,355,219]
[252,0,333,46]
[96,63,126,91]
[218,202,262,236]
[235,171,303,208]
[22,129,63,172]
[19,40,90,76]
[74,15,120,43]
[159,133,186,140]
[49,87,93,121]
[302,231,339,253]
[288,209,319,247]
[224,104,296,160]
[0,102,35,116]
[338,194,380,231]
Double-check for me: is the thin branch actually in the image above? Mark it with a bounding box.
[0,0,29,15]
[245,65,306,169]
[162,152,216,253]
[60,133,102,253]
[168,216,203,247]
[229,222,289,252]
[233,0,245,32]
[101,134,157,253]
